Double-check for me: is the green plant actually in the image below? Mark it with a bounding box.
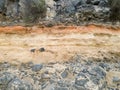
[22,0,47,23]
[108,0,120,21]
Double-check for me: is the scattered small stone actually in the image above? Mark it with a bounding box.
[39,48,45,52]
[42,84,55,90]
[61,70,68,78]
[92,66,106,78]
[2,62,10,68]
[41,82,49,89]
[99,62,110,71]
[32,64,43,72]
[75,73,89,86]
[57,80,70,87]
[86,61,93,65]
[54,86,69,90]
[27,61,34,68]
[0,72,33,90]
[0,54,120,90]
[73,84,86,90]
[7,78,33,90]
[30,49,36,53]
[41,73,50,79]
[0,72,16,89]
[113,77,120,83]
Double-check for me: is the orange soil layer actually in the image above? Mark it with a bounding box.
[0,24,119,34]
[0,24,119,64]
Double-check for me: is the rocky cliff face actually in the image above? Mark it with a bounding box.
[0,0,119,25]
[0,0,46,23]
[0,1,120,90]
[49,0,109,24]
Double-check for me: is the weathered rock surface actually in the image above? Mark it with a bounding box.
[0,0,119,24]
[0,55,120,90]
[0,72,33,90]
[32,64,43,72]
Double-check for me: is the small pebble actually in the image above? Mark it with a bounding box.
[30,49,36,53]
[39,48,45,52]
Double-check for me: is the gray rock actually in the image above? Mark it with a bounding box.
[99,0,108,7]
[5,0,19,20]
[112,77,120,83]
[41,82,49,89]
[75,73,89,86]
[32,64,43,72]
[89,66,106,78]
[42,83,56,90]
[86,0,108,6]
[88,68,97,76]
[73,84,86,90]
[30,49,36,53]
[0,0,115,24]
[61,70,68,78]
[27,61,34,68]
[75,79,88,86]
[55,0,87,14]
[0,0,5,13]
[41,73,50,79]
[0,72,16,90]
[0,72,33,90]
[54,0,110,24]
[91,0,100,5]
[39,48,45,52]
[99,62,110,71]
[54,86,69,90]
[57,80,71,87]
[99,81,107,90]
[45,0,56,20]
[88,66,106,84]
[7,78,33,90]
[93,66,106,78]
[90,75,100,85]
[85,61,93,65]
[2,62,10,68]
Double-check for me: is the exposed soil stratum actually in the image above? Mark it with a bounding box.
[0,25,119,64]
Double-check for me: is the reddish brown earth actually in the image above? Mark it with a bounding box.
[0,25,120,64]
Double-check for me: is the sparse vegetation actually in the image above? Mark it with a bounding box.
[108,0,120,21]
[22,0,46,23]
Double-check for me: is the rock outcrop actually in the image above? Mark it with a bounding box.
[0,0,46,23]
[0,0,119,24]
[0,55,120,90]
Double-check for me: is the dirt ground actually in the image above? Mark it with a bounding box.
[0,25,120,64]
